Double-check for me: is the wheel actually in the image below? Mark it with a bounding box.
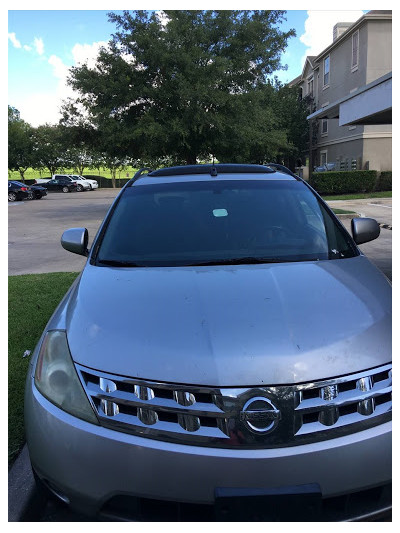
[8,192,17,202]
[76,184,83,192]
[28,191,34,200]
[62,186,70,193]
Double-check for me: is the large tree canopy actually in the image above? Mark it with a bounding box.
[67,10,296,165]
[8,105,35,181]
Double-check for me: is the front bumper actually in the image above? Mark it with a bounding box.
[25,377,392,519]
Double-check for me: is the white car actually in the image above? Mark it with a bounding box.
[70,175,99,190]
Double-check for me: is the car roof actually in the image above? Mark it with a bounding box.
[131,164,299,187]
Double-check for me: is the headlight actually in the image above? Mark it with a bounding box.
[34,330,98,425]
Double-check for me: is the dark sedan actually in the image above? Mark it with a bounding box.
[40,177,78,193]
[29,184,48,199]
[8,181,30,202]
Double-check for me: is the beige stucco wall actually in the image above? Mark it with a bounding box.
[366,20,392,84]
[362,137,392,171]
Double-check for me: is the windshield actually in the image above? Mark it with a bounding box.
[95,180,357,267]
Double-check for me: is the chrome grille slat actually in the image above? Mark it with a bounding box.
[86,382,225,417]
[76,363,392,449]
[296,402,392,435]
[99,412,229,439]
[295,385,392,412]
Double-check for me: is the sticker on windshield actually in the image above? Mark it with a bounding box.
[213,208,228,217]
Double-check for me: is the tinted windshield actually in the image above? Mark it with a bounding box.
[95,180,357,267]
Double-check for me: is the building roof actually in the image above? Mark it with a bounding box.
[313,10,391,63]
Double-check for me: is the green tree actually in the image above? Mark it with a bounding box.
[272,81,311,170]
[66,10,295,166]
[8,106,35,182]
[32,124,66,176]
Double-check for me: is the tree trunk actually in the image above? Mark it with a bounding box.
[18,168,26,183]
[185,155,197,165]
[111,169,116,188]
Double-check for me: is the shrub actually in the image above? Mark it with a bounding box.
[83,175,131,188]
[309,170,377,195]
[375,171,392,192]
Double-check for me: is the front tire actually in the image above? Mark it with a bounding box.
[62,186,70,193]
[76,184,83,192]
[8,192,17,202]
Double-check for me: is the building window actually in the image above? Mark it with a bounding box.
[323,56,330,87]
[321,119,328,136]
[307,75,314,96]
[320,151,328,166]
[352,31,359,70]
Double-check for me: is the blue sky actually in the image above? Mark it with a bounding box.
[8,8,367,127]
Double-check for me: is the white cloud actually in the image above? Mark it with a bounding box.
[16,40,110,126]
[48,54,69,80]
[155,10,170,28]
[71,41,108,69]
[8,33,21,49]
[34,37,44,56]
[300,10,364,65]
[23,45,32,52]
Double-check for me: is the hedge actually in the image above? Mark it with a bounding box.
[375,171,392,192]
[309,170,377,195]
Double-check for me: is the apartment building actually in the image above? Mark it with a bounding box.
[290,10,392,176]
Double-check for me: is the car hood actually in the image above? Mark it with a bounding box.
[57,257,391,386]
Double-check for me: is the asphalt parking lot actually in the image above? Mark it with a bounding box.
[8,189,392,280]
[8,189,120,276]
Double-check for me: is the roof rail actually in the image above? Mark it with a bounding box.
[148,164,275,177]
[132,167,154,181]
[266,163,301,180]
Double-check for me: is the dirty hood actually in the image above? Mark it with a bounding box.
[59,257,391,386]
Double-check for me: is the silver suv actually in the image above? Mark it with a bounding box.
[25,164,391,521]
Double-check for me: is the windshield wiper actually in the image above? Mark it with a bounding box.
[97,259,141,267]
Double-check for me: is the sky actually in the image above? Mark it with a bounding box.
[8,5,371,127]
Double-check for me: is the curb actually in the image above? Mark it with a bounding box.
[335,213,360,220]
[8,444,46,521]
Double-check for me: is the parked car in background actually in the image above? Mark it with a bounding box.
[8,181,30,202]
[39,177,78,193]
[69,175,99,190]
[29,184,48,199]
[314,162,337,172]
[25,164,391,521]
[35,175,90,192]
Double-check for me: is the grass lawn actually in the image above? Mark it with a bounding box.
[323,191,392,201]
[8,272,79,464]
[332,208,357,215]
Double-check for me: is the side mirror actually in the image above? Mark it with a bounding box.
[61,228,89,256]
[351,217,380,245]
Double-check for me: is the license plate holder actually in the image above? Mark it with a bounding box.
[214,483,322,521]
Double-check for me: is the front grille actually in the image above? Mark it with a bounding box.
[76,363,392,448]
